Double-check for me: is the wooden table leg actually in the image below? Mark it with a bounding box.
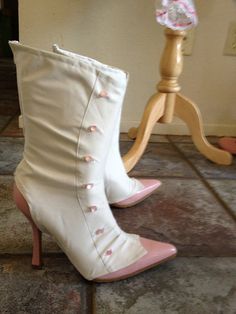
[123,92,166,172]
[175,93,232,165]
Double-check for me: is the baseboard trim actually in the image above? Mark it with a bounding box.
[121,120,236,137]
[18,115,236,137]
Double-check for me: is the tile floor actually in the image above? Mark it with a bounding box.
[0,114,236,314]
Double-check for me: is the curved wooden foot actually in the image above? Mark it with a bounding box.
[175,94,232,165]
[123,93,166,172]
[128,127,138,140]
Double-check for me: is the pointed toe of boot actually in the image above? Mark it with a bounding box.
[112,179,161,208]
[95,237,177,282]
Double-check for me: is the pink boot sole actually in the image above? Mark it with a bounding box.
[111,179,161,208]
[218,137,236,154]
[13,183,177,282]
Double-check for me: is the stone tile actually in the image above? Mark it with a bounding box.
[175,143,236,179]
[113,178,236,256]
[0,137,23,174]
[94,257,236,314]
[120,133,169,143]
[120,142,198,178]
[0,176,60,254]
[208,179,236,217]
[0,256,90,313]
[1,115,23,137]
[0,115,11,132]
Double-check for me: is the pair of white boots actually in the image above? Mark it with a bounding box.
[10,41,176,281]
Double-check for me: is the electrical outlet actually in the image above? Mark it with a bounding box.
[182,29,195,56]
[224,22,236,56]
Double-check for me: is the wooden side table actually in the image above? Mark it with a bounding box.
[123,28,232,173]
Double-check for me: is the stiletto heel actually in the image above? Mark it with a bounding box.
[31,226,42,269]
[13,183,43,269]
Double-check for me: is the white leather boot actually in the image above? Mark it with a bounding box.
[52,45,161,207]
[10,41,176,281]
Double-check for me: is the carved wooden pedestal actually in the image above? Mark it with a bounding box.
[123,28,232,173]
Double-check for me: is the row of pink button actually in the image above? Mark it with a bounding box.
[83,89,113,257]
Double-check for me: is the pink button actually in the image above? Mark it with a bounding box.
[84,155,94,162]
[84,183,93,190]
[95,228,104,235]
[105,249,113,256]
[89,206,97,213]
[87,125,97,132]
[98,90,108,98]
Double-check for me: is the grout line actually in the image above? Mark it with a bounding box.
[85,282,96,314]
[167,136,236,222]
[128,175,197,180]
[119,134,170,144]
[0,252,65,258]
[197,180,236,221]
[91,283,97,314]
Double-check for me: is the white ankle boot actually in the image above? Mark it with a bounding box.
[10,41,176,281]
[52,45,161,206]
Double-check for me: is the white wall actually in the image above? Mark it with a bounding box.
[19,0,236,135]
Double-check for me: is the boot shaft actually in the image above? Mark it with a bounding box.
[52,44,144,203]
[10,41,128,185]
